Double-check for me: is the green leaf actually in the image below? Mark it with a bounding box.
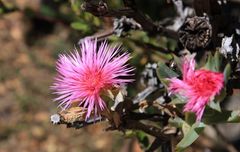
[177,122,205,152]
[182,122,191,135]
[136,131,149,148]
[156,62,179,88]
[185,112,196,126]
[71,22,90,32]
[170,97,186,105]
[223,63,231,84]
[228,110,240,122]
[208,100,221,112]
[203,107,229,124]
[157,62,179,79]
[172,54,182,72]
[203,108,240,124]
[168,117,185,128]
[214,51,222,72]
[204,53,215,71]
[203,106,240,123]
[214,89,227,103]
[208,88,227,112]
[204,51,223,72]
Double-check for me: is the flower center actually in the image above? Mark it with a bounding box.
[190,70,220,97]
[82,68,108,95]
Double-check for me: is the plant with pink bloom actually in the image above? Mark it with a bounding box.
[168,57,224,121]
[51,38,134,119]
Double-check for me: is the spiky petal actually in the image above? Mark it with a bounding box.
[52,38,134,119]
[168,57,224,121]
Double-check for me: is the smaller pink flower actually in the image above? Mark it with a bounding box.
[168,57,224,121]
[51,38,134,119]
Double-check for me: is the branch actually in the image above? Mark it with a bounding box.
[51,113,104,129]
[50,107,104,129]
[81,1,178,39]
[128,38,174,54]
[124,119,170,140]
[146,138,164,152]
[128,112,167,121]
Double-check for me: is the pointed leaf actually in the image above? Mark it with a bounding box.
[169,117,185,128]
[208,100,221,112]
[177,122,205,152]
[203,107,240,124]
[214,89,227,103]
[185,112,197,126]
[204,54,215,71]
[214,51,222,72]
[172,54,182,72]
[177,127,199,151]
[157,62,179,79]
[170,97,186,105]
[223,63,231,84]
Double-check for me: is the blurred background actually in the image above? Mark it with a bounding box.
[0,0,139,152]
[1,0,173,151]
[1,0,240,152]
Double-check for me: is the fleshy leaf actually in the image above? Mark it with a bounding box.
[170,97,186,105]
[157,62,179,78]
[176,122,205,152]
[223,63,231,84]
[204,51,222,72]
[208,100,221,112]
[204,53,215,71]
[172,54,182,72]
[203,107,240,124]
[169,117,185,128]
[157,62,179,87]
[214,51,222,72]
[185,112,197,126]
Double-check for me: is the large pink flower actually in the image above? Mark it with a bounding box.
[52,38,134,119]
[168,57,224,121]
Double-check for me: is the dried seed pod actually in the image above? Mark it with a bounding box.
[51,107,103,129]
[178,16,212,51]
[58,107,89,123]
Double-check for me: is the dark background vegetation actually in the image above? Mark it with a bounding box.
[0,0,139,152]
[1,0,240,152]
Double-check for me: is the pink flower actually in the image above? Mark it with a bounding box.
[52,38,134,119]
[168,57,224,121]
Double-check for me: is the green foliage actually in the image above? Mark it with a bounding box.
[136,131,150,148]
[157,62,179,79]
[169,117,206,152]
[204,51,222,72]
[159,51,237,151]
[223,63,231,84]
[176,122,205,152]
[156,61,179,88]
[203,108,240,124]
[71,21,90,32]
[124,130,150,148]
